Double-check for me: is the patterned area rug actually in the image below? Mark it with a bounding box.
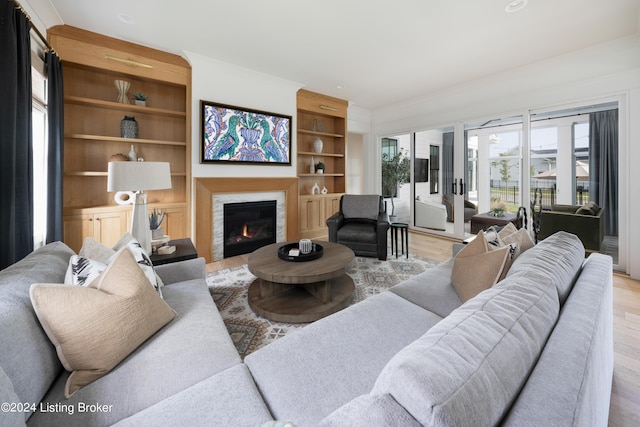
[206,254,439,359]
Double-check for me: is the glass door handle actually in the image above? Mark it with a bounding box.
[452,178,458,195]
[459,179,465,196]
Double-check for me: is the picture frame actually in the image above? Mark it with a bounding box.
[201,100,292,165]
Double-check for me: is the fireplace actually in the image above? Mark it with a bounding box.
[223,200,277,258]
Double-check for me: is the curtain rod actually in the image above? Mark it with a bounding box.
[13,0,58,57]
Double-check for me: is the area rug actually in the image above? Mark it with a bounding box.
[206,254,439,359]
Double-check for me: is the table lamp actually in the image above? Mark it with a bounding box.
[107,161,172,254]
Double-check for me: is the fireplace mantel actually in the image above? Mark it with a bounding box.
[194,177,299,263]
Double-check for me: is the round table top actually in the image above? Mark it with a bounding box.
[248,241,355,284]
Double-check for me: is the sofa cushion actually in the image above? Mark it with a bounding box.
[506,230,584,304]
[0,241,73,419]
[245,291,443,426]
[29,266,241,426]
[319,393,421,427]
[390,258,462,318]
[30,248,177,398]
[373,269,561,426]
[0,365,25,426]
[112,364,273,427]
[503,253,614,427]
[451,231,510,302]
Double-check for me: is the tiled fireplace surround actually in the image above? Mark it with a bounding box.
[194,178,299,263]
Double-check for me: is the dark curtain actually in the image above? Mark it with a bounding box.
[443,132,454,195]
[589,109,618,236]
[45,51,63,243]
[0,1,33,269]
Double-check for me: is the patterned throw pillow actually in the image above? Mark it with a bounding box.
[64,234,163,297]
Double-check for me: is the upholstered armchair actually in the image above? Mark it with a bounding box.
[538,203,605,251]
[326,195,390,260]
[442,193,478,222]
[415,198,447,231]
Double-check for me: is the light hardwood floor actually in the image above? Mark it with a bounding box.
[206,231,640,426]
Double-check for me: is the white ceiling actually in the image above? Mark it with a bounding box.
[34,0,640,109]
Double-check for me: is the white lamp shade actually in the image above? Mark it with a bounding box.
[107,161,172,192]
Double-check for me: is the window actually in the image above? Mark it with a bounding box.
[429,145,439,194]
[32,55,48,249]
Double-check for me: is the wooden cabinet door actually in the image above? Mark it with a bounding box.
[159,207,186,239]
[63,214,94,253]
[324,195,342,221]
[299,197,323,234]
[94,211,128,248]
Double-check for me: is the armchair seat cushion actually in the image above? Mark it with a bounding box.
[337,223,377,244]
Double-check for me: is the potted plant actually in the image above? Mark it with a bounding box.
[316,161,325,174]
[132,91,149,107]
[149,208,165,239]
[381,149,410,218]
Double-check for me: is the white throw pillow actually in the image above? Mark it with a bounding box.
[64,234,164,297]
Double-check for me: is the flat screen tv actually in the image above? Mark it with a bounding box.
[201,100,292,165]
[414,158,429,182]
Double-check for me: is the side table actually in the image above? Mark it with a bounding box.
[390,222,409,259]
[150,238,198,266]
[470,212,519,234]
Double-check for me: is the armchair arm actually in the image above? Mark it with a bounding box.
[326,212,345,242]
[376,212,391,259]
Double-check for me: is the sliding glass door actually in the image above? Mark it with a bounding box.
[413,126,468,238]
[530,102,619,264]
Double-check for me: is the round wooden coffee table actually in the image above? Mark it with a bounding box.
[247,241,355,323]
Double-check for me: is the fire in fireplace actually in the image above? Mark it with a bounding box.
[223,200,277,258]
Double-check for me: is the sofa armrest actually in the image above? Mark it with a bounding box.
[154,257,206,285]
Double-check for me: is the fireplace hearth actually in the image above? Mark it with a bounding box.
[223,200,277,258]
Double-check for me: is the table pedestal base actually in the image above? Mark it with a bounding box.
[248,275,355,323]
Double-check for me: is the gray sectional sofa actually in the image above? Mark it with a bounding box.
[0,231,612,426]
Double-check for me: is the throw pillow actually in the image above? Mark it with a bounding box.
[497,223,535,261]
[65,234,163,295]
[65,255,107,287]
[30,248,177,398]
[575,201,599,215]
[451,232,510,302]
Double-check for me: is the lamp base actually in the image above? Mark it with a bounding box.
[131,192,152,255]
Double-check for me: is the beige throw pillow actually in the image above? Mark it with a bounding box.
[497,223,535,260]
[30,248,177,398]
[451,232,510,302]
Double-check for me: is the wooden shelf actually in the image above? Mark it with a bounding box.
[50,25,192,251]
[66,134,186,146]
[65,96,186,118]
[298,151,344,158]
[298,129,344,138]
[65,171,188,177]
[298,173,345,177]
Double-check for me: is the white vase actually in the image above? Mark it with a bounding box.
[128,144,137,161]
[313,137,323,153]
[114,79,130,104]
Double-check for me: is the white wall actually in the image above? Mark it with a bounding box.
[186,51,302,179]
[363,34,640,278]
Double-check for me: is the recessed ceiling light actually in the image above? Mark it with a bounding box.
[505,0,528,13]
[117,13,136,24]
[337,85,345,89]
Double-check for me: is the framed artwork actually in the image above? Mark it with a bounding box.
[201,100,292,165]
